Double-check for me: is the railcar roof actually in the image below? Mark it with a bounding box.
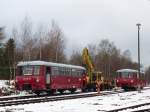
[116,69,144,74]
[17,61,86,70]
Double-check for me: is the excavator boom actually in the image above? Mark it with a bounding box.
[82,48,94,83]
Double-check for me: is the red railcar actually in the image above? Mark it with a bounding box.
[116,69,146,90]
[15,61,86,95]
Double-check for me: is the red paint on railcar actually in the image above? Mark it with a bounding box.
[15,61,86,94]
[116,69,146,90]
[50,76,84,89]
[16,65,46,91]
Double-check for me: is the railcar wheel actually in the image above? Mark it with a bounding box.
[122,86,128,91]
[82,88,88,92]
[58,89,64,94]
[47,90,55,95]
[140,86,143,89]
[35,91,40,96]
[51,89,56,95]
[70,88,76,93]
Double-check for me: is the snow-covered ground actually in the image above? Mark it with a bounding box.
[0,88,150,112]
[0,80,150,112]
[0,80,9,88]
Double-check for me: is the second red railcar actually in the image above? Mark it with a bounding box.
[116,69,146,90]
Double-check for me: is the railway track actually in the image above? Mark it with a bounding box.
[0,92,101,107]
[0,87,145,102]
[0,94,36,101]
[107,102,150,112]
[0,89,121,102]
[131,108,150,112]
[0,90,123,107]
[0,87,149,107]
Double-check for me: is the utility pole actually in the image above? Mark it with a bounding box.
[55,36,58,62]
[39,38,42,60]
[136,23,141,92]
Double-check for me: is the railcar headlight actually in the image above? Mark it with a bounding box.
[36,79,39,83]
[15,79,18,83]
[130,80,134,83]
[116,79,119,83]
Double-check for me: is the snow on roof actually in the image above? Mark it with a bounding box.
[116,69,144,74]
[17,61,86,70]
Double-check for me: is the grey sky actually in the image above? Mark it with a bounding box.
[1,0,150,68]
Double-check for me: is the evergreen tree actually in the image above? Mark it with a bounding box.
[5,38,15,79]
[0,27,5,67]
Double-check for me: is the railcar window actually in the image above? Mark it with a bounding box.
[69,69,72,76]
[34,66,40,75]
[82,70,86,75]
[62,67,65,75]
[46,66,51,74]
[23,66,33,75]
[16,67,22,76]
[52,67,59,75]
[139,73,144,79]
[60,67,63,75]
[121,72,129,78]
[66,68,69,75]
[58,67,63,76]
[118,73,121,78]
[133,73,137,78]
[65,68,68,76]
[57,67,60,75]
[79,70,81,76]
[77,70,81,76]
[72,69,76,76]
[129,73,137,78]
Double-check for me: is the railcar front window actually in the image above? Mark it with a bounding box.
[23,66,33,75]
[34,66,40,75]
[16,67,22,76]
[52,67,59,75]
[121,72,129,78]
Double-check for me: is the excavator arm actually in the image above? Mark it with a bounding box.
[82,48,94,83]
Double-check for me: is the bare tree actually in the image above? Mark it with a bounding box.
[97,39,115,79]
[34,24,47,60]
[20,16,33,61]
[44,20,66,63]
[0,27,5,47]
[11,28,18,79]
[69,50,82,65]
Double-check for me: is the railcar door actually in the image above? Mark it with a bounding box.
[45,66,51,85]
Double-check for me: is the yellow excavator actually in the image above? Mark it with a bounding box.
[82,48,104,91]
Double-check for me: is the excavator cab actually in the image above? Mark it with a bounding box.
[92,71,103,83]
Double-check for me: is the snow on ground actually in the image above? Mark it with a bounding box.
[0,88,150,112]
[0,80,9,88]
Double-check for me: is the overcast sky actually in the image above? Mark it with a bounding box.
[1,0,150,68]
